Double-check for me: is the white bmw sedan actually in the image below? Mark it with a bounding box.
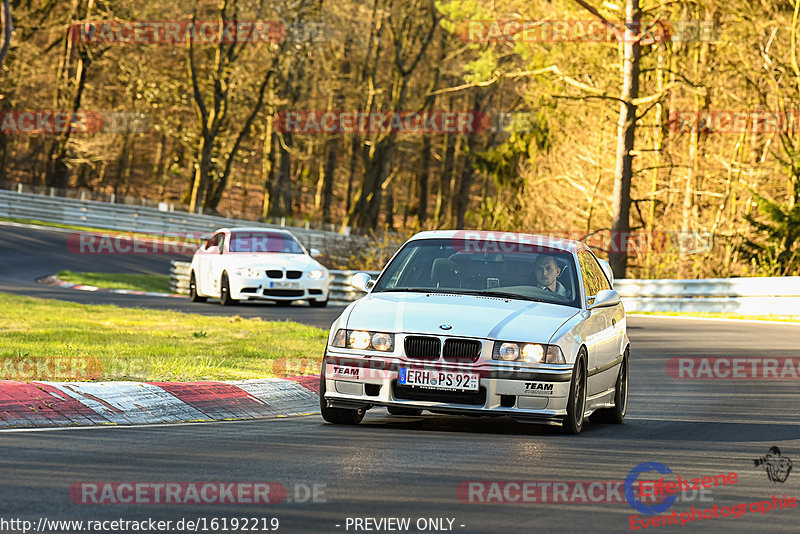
[188,227,330,307]
[320,230,629,434]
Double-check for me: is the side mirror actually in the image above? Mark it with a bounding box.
[310,248,321,258]
[597,258,614,288]
[589,289,621,309]
[351,272,375,292]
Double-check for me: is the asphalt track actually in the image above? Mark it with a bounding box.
[2,223,800,533]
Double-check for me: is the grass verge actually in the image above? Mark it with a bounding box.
[0,293,327,381]
[628,311,800,323]
[56,270,171,294]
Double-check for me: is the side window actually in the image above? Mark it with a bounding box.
[205,233,222,250]
[588,254,611,292]
[578,251,602,301]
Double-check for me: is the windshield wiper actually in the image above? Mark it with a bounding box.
[471,290,548,303]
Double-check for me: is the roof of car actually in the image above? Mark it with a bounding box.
[407,230,586,253]
[215,227,297,235]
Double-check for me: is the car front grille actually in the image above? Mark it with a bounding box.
[266,270,282,279]
[286,270,302,279]
[442,339,482,363]
[392,381,487,406]
[404,336,441,360]
[264,289,304,297]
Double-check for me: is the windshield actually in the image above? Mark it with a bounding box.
[228,231,305,254]
[373,238,581,308]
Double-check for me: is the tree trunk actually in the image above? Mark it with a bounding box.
[609,0,642,279]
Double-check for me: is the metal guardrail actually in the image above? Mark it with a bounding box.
[170,261,377,305]
[614,278,800,315]
[0,189,375,264]
[169,260,800,314]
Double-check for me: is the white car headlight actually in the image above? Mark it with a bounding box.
[308,269,326,280]
[497,342,520,361]
[331,329,394,351]
[234,267,262,278]
[493,341,565,364]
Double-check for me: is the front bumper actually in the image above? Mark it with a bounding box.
[321,352,574,423]
[229,275,330,301]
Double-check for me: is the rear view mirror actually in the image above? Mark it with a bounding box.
[310,248,321,258]
[351,272,375,292]
[589,289,621,309]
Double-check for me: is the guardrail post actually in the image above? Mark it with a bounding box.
[110,193,115,204]
[49,187,55,197]
[17,183,22,194]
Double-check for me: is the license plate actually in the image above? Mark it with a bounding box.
[270,281,299,289]
[398,368,479,391]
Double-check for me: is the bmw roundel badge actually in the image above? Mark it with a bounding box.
[439,324,453,330]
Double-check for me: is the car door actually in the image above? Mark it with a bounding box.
[579,250,620,393]
[207,232,228,296]
[200,233,223,296]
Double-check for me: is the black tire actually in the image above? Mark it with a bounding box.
[319,368,365,425]
[189,272,206,303]
[593,349,628,424]
[219,273,237,306]
[387,406,423,416]
[308,298,328,308]
[563,351,588,434]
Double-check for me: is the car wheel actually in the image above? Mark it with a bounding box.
[319,367,365,425]
[387,406,423,416]
[308,298,328,308]
[593,348,628,424]
[189,272,206,303]
[219,273,237,306]
[563,351,587,434]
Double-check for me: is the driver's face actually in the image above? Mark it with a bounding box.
[535,258,561,287]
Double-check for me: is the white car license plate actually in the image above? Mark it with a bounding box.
[270,281,299,289]
[398,368,479,391]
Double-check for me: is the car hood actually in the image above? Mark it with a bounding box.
[346,292,579,342]
[222,253,320,270]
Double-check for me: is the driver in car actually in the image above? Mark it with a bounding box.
[534,254,569,297]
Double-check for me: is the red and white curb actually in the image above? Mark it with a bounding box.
[0,376,319,429]
[37,274,184,299]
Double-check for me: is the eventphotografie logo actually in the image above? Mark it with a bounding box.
[754,447,792,484]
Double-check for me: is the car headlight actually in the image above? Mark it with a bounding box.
[331,329,394,351]
[308,269,326,280]
[234,267,261,278]
[493,342,566,364]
